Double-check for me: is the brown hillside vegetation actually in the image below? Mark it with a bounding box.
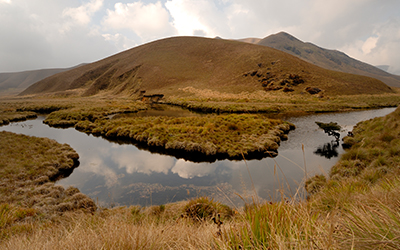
[258,31,400,88]
[0,65,85,96]
[20,36,393,98]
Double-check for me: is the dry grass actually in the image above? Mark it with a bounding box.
[0,197,337,250]
[0,132,96,240]
[168,91,400,114]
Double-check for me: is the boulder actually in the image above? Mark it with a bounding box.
[305,87,322,95]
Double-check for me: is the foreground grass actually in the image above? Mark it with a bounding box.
[306,106,400,249]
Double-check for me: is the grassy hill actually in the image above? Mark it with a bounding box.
[0,65,84,96]
[20,36,394,98]
[257,32,400,88]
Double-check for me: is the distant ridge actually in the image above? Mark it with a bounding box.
[0,64,86,95]
[20,36,393,97]
[237,38,261,44]
[256,32,400,88]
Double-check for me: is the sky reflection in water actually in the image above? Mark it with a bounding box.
[0,107,396,207]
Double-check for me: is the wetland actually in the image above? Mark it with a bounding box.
[1,105,395,207]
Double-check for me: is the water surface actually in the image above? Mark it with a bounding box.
[0,107,395,207]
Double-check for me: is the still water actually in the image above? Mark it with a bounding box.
[0,107,396,207]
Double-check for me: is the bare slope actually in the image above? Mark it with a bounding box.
[257,32,400,88]
[20,36,394,97]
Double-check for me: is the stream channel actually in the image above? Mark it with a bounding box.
[0,106,396,207]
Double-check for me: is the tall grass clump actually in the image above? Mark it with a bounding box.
[225,200,336,249]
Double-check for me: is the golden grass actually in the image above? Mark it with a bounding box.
[0,132,96,240]
[168,91,400,114]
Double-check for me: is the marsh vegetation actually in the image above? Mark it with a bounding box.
[1,96,400,249]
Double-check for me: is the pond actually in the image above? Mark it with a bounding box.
[0,107,396,207]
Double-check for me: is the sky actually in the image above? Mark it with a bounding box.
[1,0,400,74]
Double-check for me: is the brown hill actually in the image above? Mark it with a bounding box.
[0,65,85,96]
[257,32,400,88]
[20,36,394,98]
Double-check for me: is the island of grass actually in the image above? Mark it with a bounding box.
[44,110,295,161]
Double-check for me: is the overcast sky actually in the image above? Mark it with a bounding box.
[1,0,400,74]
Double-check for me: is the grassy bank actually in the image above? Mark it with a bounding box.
[168,90,400,113]
[0,131,96,240]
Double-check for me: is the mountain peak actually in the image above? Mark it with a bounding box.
[257,32,400,87]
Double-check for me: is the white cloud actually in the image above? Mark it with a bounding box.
[362,36,378,54]
[112,149,175,175]
[165,0,213,36]
[80,155,119,187]
[338,17,400,74]
[63,0,103,26]
[102,33,137,50]
[171,159,216,179]
[103,1,176,42]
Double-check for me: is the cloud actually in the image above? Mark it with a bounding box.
[165,0,215,37]
[103,1,176,43]
[1,0,400,75]
[102,33,137,50]
[62,0,103,26]
[171,159,216,179]
[79,155,119,187]
[0,0,117,72]
[165,0,233,38]
[111,147,175,175]
[338,17,400,74]
[362,36,378,54]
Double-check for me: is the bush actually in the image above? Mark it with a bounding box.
[183,197,233,222]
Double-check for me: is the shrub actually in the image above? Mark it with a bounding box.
[183,197,232,222]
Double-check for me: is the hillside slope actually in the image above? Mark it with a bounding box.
[257,32,400,88]
[20,36,394,98]
[0,65,84,95]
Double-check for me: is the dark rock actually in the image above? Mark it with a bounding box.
[305,87,322,95]
[250,71,258,76]
[280,79,289,86]
[283,87,294,92]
